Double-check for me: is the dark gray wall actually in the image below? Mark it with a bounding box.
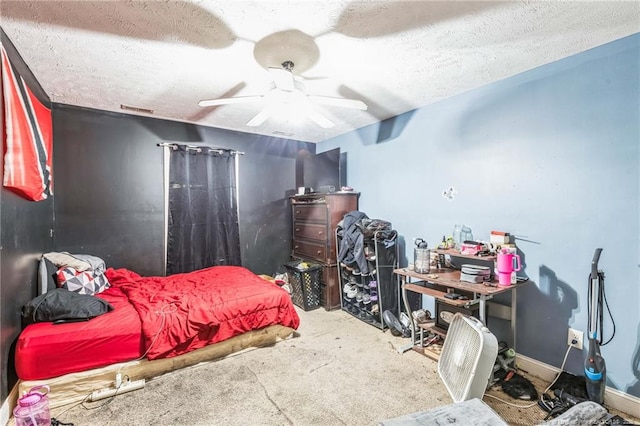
[0,29,54,400]
[53,104,311,276]
[53,107,166,275]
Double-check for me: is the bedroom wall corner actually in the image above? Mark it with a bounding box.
[317,34,640,399]
[0,29,55,403]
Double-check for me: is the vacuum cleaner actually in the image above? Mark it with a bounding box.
[584,248,614,405]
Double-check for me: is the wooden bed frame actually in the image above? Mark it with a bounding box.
[17,324,296,409]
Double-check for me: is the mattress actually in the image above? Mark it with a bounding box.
[15,286,144,381]
[16,266,300,381]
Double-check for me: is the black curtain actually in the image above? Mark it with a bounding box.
[167,145,241,274]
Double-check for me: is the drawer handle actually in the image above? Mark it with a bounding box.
[295,228,300,232]
[295,210,300,214]
[318,231,323,235]
[317,250,322,254]
[294,245,299,249]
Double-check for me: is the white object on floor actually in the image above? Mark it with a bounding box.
[90,379,145,401]
[378,398,507,426]
[438,313,499,402]
[542,401,607,425]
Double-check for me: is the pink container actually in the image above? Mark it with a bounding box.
[496,252,521,274]
[496,251,521,286]
[497,271,512,286]
[13,385,50,426]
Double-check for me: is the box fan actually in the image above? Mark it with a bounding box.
[437,313,499,402]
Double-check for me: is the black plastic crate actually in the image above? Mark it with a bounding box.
[284,261,322,311]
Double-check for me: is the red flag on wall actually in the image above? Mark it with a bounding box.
[1,45,53,201]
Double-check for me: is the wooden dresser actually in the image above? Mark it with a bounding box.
[290,192,359,310]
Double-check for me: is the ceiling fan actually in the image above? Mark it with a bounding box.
[198,61,367,128]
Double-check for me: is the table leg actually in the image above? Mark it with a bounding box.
[397,277,415,354]
[511,288,517,351]
[397,271,403,320]
[479,296,486,324]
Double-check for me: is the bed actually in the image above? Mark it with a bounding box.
[15,263,300,407]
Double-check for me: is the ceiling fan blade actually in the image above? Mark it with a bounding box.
[199,96,264,107]
[246,107,274,127]
[308,111,335,128]
[268,67,295,92]
[307,95,368,111]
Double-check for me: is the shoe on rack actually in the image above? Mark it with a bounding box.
[364,245,376,261]
[369,280,377,289]
[356,291,364,303]
[362,294,371,305]
[370,290,378,302]
[352,267,361,276]
[346,285,358,299]
[371,303,379,315]
[341,262,354,271]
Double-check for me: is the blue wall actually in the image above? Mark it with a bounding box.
[319,34,640,397]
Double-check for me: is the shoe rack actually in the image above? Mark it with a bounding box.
[336,228,399,329]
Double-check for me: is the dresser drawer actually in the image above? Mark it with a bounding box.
[294,223,328,243]
[293,205,327,222]
[293,240,327,262]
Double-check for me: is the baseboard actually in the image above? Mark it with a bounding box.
[0,383,19,426]
[516,353,640,418]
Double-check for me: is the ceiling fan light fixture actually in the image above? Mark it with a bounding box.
[198,59,367,129]
[272,101,311,124]
[248,99,326,129]
[269,65,295,92]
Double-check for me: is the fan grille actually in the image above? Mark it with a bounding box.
[437,314,498,403]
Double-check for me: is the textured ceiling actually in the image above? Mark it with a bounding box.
[1,1,639,143]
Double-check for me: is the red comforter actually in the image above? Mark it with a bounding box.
[106,266,300,360]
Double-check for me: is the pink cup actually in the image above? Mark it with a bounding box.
[498,271,512,286]
[497,252,521,274]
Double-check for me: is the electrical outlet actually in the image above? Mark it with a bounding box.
[568,328,583,350]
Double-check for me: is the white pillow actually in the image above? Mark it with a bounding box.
[43,252,92,271]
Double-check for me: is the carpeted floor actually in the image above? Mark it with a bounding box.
[45,307,638,425]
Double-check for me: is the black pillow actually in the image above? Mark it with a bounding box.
[22,288,114,325]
